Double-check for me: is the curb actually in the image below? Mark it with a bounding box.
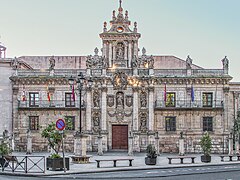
[1,161,240,177]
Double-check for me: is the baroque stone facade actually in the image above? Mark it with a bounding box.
[1,1,240,153]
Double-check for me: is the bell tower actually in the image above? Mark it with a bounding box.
[99,0,141,68]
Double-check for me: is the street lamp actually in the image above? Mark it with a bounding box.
[68,72,93,134]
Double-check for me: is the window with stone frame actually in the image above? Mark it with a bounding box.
[65,116,75,131]
[29,92,39,107]
[202,93,213,107]
[165,117,176,131]
[65,93,75,107]
[165,92,176,107]
[29,116,39,130]
[203,117,213,132]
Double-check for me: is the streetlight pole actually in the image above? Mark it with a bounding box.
[68,72,93,160]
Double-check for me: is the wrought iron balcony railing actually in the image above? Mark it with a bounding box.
[155,100,224,109]
[18,100,86,109]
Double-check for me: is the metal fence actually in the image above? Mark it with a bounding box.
[1,155,45,174]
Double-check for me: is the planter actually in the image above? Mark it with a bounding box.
[201,155,211,163]
[145,157,157,165]
[46,157,70,171]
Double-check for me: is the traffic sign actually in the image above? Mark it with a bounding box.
[56,119,65,131]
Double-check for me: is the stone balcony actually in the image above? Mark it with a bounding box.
[155,100,224,110]
[18,100,86,110]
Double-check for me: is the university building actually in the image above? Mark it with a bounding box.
[1,1,240,153]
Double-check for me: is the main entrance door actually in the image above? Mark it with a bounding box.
[112,125,128,150]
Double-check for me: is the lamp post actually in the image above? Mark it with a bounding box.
[68,72,93,134]
[69,72,93,159]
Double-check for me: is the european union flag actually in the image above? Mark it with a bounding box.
[191,86,194,102]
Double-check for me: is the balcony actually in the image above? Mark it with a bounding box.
[18,100,85,110]
[155,100,224,110]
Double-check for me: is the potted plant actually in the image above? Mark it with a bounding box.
[200,131,212,163]
[41,122,69,171]
[145,144,157,165]
[0,140,12,167]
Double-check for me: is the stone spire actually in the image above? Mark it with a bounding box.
[118,0,123,13]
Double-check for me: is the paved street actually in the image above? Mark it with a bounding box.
[1,152,240,179]
[50,164,240,179]
[0,166,240,180]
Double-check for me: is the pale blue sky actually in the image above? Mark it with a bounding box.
[0,0,239,80]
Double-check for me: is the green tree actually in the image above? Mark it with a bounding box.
[200,131,212,156]
[41,122,62,157]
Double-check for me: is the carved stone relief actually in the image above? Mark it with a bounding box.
[116,92,124,108]
[92,111,100,133]
[125,95,133,107]
[93,90,100,107]
[139,112,148,132]
[140,90,147,107]
[113,71,128,90]
[107,95,114,107]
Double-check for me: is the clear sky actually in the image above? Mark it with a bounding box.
[0,0,239,81]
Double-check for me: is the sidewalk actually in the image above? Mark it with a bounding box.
[1,151,240,177]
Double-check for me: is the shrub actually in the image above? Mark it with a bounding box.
[146,144,157,158]
[200,131,212,156]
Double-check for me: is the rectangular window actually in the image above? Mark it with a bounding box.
[65,93,75,107]
[203,117,213,132]
[165,117,176,131]
[65,116,75,131]
[202,93,213,107]
[29,116,39,130]
[29,92,39,107]
[165,93,176,107]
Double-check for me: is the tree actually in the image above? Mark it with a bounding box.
[200,131,212,156]
[41,122,62,158]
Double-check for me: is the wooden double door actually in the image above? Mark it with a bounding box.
[112,125,128,150]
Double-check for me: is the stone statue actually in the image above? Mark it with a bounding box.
[12,57,19,70]
[116,44,124,60]
[140,116,147,131]
[148,55,154,69]
[180,131,183,139]
[116,93,124,107]
[49,56,55,70]
[222,56,229,74]
[186,55,192,69]
[86,55,92,69]
[93,116,100,126]
[140,92,147,107]
[93,91,100,107]
[132,55,138,68]
[94,47,99,56]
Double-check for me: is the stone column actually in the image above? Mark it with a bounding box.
[109,42,112,67]
[26,130,32,154]
[134,41,138,58]
[86,87,92,131]
[101,86,107,131]
[179,132,185,156]
[133,87,139,131]
[12,87,19,151]
[74,133,88,156]
[128,42,132,67]
[113,46,116,62]
[155,132,160,156]
[124,42,128,61]
[128,132,133,156]
[228,133,233,155]
[103,42,107,57]
[148,86,154,131]
[97,133,103,156]
[235,135,239,155]
[223,87,230,131]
